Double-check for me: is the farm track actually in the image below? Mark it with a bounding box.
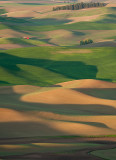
[0,137,116,160]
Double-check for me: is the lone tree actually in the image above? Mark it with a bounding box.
[80,39,93,45]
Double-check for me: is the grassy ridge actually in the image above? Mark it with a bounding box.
[0,47,116,86]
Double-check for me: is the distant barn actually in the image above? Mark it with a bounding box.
[24,37,30,39]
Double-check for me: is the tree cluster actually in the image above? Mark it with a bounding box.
[80,39,93,45]
[53,2,107,11]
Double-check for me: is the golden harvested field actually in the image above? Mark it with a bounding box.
[0,79,116,138]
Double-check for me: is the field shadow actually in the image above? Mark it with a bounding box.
[7,38,36,46]
[0,86,116,139]
[39,38,58,46]
[72,30,85,36]
[0,16,28,24]
[0,121,65,138]
[97,14,116,23]
[60,121,109,129]
[0,84,116,116]
[29,18,72,26]
[0,16,72,26]
[0,91,116,115]
[0,16,73,38]
[26,103,116,115]
[0,80,10,85]
[73,88,116,100]
[0,52,98,85]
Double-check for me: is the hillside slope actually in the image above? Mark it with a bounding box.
[0,79,116,138]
